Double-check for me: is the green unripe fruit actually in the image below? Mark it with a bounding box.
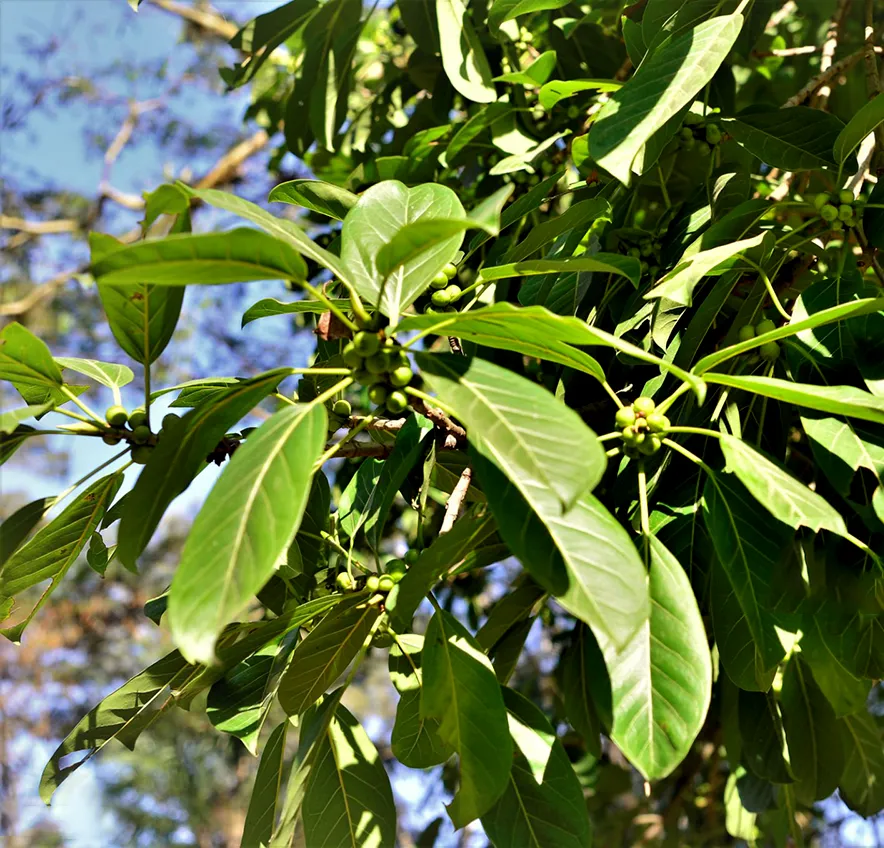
[366,575,380,592]
[755,318,777,336]
[131,445,152,464]
[567,105,580,119]
[443,262,458,279]
[640,242,654,257]
[128,408,147,429]
[162,413,182,431]
[389,365,413,388]
[681,135,695,151]
[366,353,388,374]
[639,435,662,455]
[838,204,853,221]
[838,189,855,204]
[831,220,844,231]
[378,575,395,592]
[683,112,703,126]
[102,432,121,446]
[820,204,838,222]
[621,426,639,445]
[386,391,408,414]
[680,127,694,142]
[705,123,722,145]
[373,631,394,648]
[813,192,830,210]
[132,425,151,445]
[646,413,670,433]
[444,285,462,302]
[386,558,407,576]
[431,289,451,307]
[632,397,656,417]
[760,340,780,361]
[696,141,711,157]
[342,344,364,370]
[615,406,636,429]
[404,549,419,565]
[333,399,352,417]
[627,246,641,258]
[368,384,388,406]
[737,324,756,343]
[353,369,374,386]
[105,405,128,427]
[431,272,449,289]
[353,331,381,356]
[336,572,354,591]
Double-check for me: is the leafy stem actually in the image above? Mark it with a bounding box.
[301,279,360,332]
[61,386,106,426]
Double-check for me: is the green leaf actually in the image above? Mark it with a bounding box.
[240,720,290,847]
[268,178,358,220]
[54,357,134,389]
[537,78,622,110]
[86,532,110,577]
[341,180,465,322]
[474,452,650,650]
[302,703,398,847]
[91,229,309,286]
[839,709,884,816]
[168,403,327,664]
[241,297,352,328]
[0,472,122,642]
[723,106,844,171]
[117,368,291,570]
[702,373,884,425]
[506,198,610,263]
[494,50,558,87]
[481,687,592,848]
[589,14,743,184]
[738,689,792,783]
[834,92,884,164]
[487,0,570,33]
[0,426,37,467]
[479,254,641,288]
[719,434,850,539]
[277,595,380,715]
[0,405,53,434]
[447,102,516,166]
[597,536,712,780]
[416,352,605,509]
[646,234,766,307]
[376,218,492,280]
[800,620,871,717]
[389,634,454,768]
[0,497,52,567]
[779,656,844,804]
[436,0,496,103]
[421,609,513,828]
[0,322,65,407]
[557,623,610,756]
[703,473,790,683]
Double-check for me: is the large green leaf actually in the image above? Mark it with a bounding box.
[834,92,884,164]
[0,405,53,434]
[117,368,291,570]
[91,229,309,286]
[719,435,850,539]
[479,255,641,288]
[557,623,610,756]
[0,426,38,467]
[0,497,52,567]
[0,322,66,407]
[800,620,871,717]
[538,78,622,110]
[389,634,453,768]
[723,106,844,171]
[703,473,790,682]
[474,452,649,650]
[801,413,884,499]
[738,689,792,783]
[487,0,570,32]
[167,403,327,664]
[480,687,592,848]
[277,595,380,715]
[268,178,358,220]
[54,357,134,389]
[0,472,122,642]
[416,352,604,509]
[702,373,884,425]
[340,180,465,322]
[302,703,398,847]
[598,536,712,780]
[494,50,558,87]
[588,14,743,184]
[505,198,610,263]
[421,609,512,828]
[779,656,844,804]
[240,720,290,848]
[839,709,884,816]
[436,0,496,103]
[241,297,351,328]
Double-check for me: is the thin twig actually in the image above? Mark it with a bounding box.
[753,45,819,57]
[408,394,467,443]
[766,1,797,30]
[813,0,852,109]
[0,216,79,235]
[783,48,867,107]
[864,0,884,170]
[149,0,238,40]
[440,467,472,534]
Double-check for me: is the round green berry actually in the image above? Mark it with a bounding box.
[366,353,388,375]
[681,135,695,151]
[373,631,394,648]
[389,365,413,388]
[131,445,152,465]
[696,141,711,157]
[621,426,639,446]
[132,425,151,445]
[443,262,458,279]
[404,549,419,565]
[820,204,838,222]
[333,399,352,417]
[813,192,830,210]
[386,558,407,576]
[683,112,703,126]
[759,341,780,361]
[831,220,844,231]
[838,204,853,221]
[632,397,656,417]
[128,408,147,429]
[368,384,388,406]
[755,318,777,336]
[431,272,449,289]
[444,285,462,302]
[737,324,756,343]
[342,344,364,370]
[679,127,694,142]
[105,405,128,427]
[378,575,395,592]
[431,289,451,307]
[615,406,636,429]
[162,413,182,432]
[386,391,408,414]
[353,369,374,386]
[336,572,354,591]
[705,123,722,145]
[102,432,121,446]
[646,413,670,434]
[627,246,641,258]
[639,435,662,455]
[353,331,381,356]
[838,189,855,205]
[366,575,380,592]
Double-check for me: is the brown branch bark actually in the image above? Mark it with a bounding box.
[782,48,868,107]
[0,217,79,235]
[864,0,884,171]
[408,396,467,445]
[812,0,852,109]
[440,466,472,534]
[148,0,238,40]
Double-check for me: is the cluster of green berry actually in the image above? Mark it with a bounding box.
[677,112,722,158]
[335,549,418,595]
[342,331,414,415]
[616,397,669,458]
[326,398,353,436]
[103,405,183,464]
[737,318,780,361]
[424,263,462,313]
[813,189,863,231]
[619,230,663,280]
